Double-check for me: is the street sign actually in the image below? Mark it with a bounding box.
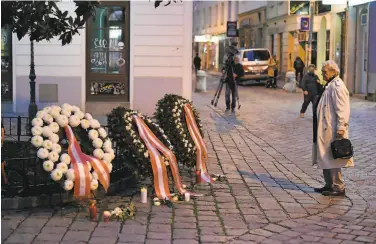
[300,17,310,31]
[226,21,238,37]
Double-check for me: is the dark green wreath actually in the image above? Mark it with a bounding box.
[154,94,204,169]
[106,107,173,180]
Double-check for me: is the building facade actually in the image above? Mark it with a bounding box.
[345,0,376,97]
[265,0,346,80]
[1,1,193,118]
[238,1,267,50]
[192,0,238,71]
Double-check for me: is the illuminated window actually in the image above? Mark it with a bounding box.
[86,2,130,101]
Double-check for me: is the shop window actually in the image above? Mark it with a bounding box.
[1,26,12,101]
[86,2,130,101]
[326,30,330,61]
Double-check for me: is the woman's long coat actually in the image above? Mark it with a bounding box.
[315,76,354,169]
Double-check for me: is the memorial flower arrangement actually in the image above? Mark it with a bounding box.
[154,94,204,169]
[106,107,173,179]
[109,202,136,223]
[30,104,114,193]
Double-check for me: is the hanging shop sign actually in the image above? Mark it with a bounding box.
[300,17,310,31]
[289,1,310,15]
[227,21,238,37]
[298,32,307,42]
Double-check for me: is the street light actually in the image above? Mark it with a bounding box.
[28,41,38,122]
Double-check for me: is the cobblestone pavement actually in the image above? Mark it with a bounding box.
[2,75,376,244]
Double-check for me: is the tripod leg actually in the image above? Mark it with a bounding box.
[235,83,241,110]
[214,80,224,107]
[211,79,222,105]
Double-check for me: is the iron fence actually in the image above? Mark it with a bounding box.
[1,116,134,198]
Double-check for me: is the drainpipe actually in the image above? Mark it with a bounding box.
[366,2,370,98]
[353,5,358,95]
[307,0,315,67]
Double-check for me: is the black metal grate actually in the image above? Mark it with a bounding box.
[1,116,133,197]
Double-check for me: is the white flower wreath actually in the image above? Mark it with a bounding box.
[123,110,174,157]
[30,104,115,192]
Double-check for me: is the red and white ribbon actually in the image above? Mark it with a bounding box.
[184,104,213,183]
[132,116,202,200]
[65,126,110,198]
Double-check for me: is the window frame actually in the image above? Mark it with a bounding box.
[1,26,13,102]
[85,1,130,102]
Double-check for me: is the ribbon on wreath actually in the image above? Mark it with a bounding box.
[184,104,213,183]
[132,115,202,200]
[65,126,110,198]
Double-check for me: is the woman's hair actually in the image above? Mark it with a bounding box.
[322,60,340,76]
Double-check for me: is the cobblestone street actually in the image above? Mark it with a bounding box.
[2,75,376,244]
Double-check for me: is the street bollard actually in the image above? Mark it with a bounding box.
[196,70,207,92]
[283,71,297,93]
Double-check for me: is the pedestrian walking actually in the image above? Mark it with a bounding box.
[293,57,305,86]
[272,55,279,88]
[300,64,323,118]
[193,53,201,74]
[222,56,244,113]
[266,55,277,88]
[313,60,353,196]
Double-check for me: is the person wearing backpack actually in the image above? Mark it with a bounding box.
[294,57,305,86]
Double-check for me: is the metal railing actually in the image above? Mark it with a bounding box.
[1,116,134,198]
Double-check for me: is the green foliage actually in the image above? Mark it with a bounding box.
[154,94,204,169]
[154,0,182,8]
[1,1,99,45]
[106,107,173,180]
[110,202,136,223]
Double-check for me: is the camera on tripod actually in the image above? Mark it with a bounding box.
[211,40,241,110]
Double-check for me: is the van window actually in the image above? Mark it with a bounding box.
[243,50,270,61]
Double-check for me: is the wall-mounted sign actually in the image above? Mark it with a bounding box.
[227,21,238,37]
[289,1,310,15]
[300,17,310,31]
[298,32,307,42]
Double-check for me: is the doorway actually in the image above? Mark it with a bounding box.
[360,31,368,94]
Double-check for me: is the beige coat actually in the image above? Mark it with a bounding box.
[315,76,354,169]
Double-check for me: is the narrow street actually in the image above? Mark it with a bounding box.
[2,75,376,244]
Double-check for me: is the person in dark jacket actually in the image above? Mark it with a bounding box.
[193,53,201,73]
[222,55,244,112]
[294,57,305,86]
[300,64,323,118]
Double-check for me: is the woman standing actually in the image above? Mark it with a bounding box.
[266,55,276,88]
[313,60,353,196]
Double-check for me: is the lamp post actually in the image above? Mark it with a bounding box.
[28,41,38,121]
[307,0,315,67]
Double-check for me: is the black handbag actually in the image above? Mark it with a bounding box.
[331,139,354,159]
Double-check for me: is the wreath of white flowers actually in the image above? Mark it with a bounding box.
[30,103,115,192]
[123,110,173,164]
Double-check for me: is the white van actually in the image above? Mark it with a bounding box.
[238,48,272,84]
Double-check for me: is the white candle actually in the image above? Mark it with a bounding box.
[184,192,190,202]
[140,188,147,203]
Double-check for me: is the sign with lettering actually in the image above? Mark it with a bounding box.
[300,17,310,31]
[226,21,238,37]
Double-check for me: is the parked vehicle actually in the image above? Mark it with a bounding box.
[238,48,271,84]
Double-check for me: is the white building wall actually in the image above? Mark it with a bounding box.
[13,2,84,114]
[9,1,193,116]
[238,1,267,14]
[130,1,193,115]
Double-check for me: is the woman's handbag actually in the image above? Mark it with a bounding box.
[331,139,354,159]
